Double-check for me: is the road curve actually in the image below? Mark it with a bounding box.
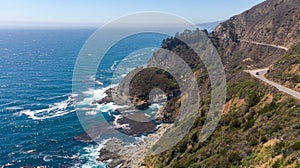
[239,39,289,51]
[248,68,300,100]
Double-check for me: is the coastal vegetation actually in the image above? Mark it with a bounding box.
[141,0,300,167]
[95,0,300,167]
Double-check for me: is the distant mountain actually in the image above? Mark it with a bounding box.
[196,21,223,32]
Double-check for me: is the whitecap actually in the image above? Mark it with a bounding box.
[5,106,24,110]
[42,153,79,163]
[1,163,14,167]
[20,149,37,154]
[0,84,8,88]
[34,94,68,101]
[52,154,80,160]
[0,102,14,107]
[95,80,103,85]
[43,155,52,162]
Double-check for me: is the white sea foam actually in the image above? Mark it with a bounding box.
[82,85,117,100]
[0,84,8,88]
[53,154,79,160]
[17,95,76,120]
[144,113,151,118]
[110,60,119,71]
[43,153,80,162]
[95,80,103,85]
[5,106,24,110]
[134,135,147,142]
[113,114,130,130]
[74,140,110,168]
[128,52,144,59]
[85,111,98,116]
[96,102,127,113]
[76,97,97,107]
[149,103,163,110]
[20,149,37,154]
[34,94,69,101]
[121,74,127,78]
[89,75,96,81]
[0,163,15,168]
[43,155,52,162]
[0,102,15,107]
[78,84,128,116]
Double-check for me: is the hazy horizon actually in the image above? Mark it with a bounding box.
[0,0,265,28]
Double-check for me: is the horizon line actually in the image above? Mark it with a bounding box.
[0,20,223,29]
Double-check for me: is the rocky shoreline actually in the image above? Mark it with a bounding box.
[93,86,175,167]
[97,124,172,168]
[92,66,181,167]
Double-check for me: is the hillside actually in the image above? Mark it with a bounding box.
[212,0,299,48]
[210,0,299,69]
[267,42,300,92]
[142,0,300,167]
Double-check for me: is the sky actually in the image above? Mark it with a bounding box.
[0,0,265,27]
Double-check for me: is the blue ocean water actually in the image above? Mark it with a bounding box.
[0,29,167,167]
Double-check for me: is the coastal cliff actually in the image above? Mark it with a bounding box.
[143,0,300,167]
[95,0,300,167]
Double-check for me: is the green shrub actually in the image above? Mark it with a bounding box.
[249,138,259,147]
[230,119,241,128]
[248,91,260,106]
[259,101,277,114]
[228,151,242,165]
[244,119,255,130]
[273,141,285,155]
[290,141,300,151]
[293,123,300,129]
[272,159,282,168]
[260,136,268,143]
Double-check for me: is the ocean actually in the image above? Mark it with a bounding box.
[0,29,168,167]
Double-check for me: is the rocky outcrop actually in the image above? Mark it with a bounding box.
[96,67,181,123]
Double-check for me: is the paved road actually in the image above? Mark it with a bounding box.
[240,39,299,99]
[249,68,300,100]
[239,39,289,51]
